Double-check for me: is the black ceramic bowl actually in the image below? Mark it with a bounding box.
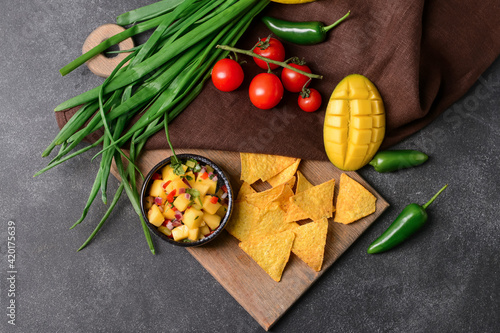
[140,154,234,247]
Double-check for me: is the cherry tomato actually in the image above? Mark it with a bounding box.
[252,38,285,70]
[211,58,244,92]
[298,88,322,112]
[249,73,284,110]
[281,64,312,92]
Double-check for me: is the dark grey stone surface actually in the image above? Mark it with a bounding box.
[1,1,499,332]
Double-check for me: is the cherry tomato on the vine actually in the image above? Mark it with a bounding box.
[252,38,285,70]
[211,58,244,92]
[298,88,322,112]
[281,64,311,92]
[249,73,284,110]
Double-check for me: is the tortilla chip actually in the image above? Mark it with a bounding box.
[267,159,301,187]
[275,185,294,207]
[244,184,286,209]
[240,153,297,184]
[239,230,295,282]
[236,182,256,201]
[292,218,329,271]
[285,176,296,189]
[250,202,299,240]
[296,170,313,194]
[226,201,260,242]
[291,179,335,221]
[334,174,376,224]
[284,200,309,223]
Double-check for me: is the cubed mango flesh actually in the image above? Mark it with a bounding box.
[148,205,164,227]
[158,226,172,237]
[173,195,191,212]
[324,74,385,171]
[172,225,189,241]
[203,213,221,230]
[183,207,204,229]
[202,196,221,215]
[149,180,166,199]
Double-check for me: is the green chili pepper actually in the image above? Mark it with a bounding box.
[261,11,350,45]
[367,184,448,254]
[369,150,429,173]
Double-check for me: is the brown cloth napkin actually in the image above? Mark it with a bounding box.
[56,0,500,161]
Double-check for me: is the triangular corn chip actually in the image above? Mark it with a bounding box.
[267,159,301,187]
[239,230,295,282]
[240,153,297,184]
[291,179,335,221]
[226,201,260,242]
[296,170,313,194]
[334,174,376,224]
[292,218,329,271]
[244,184,286,209]
[285,201,309,223]
[236,182,256,201]
[250,202,299,240]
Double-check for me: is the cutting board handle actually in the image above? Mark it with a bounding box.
[82,24,134,78]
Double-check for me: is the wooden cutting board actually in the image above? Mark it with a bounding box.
[111,148,389,330]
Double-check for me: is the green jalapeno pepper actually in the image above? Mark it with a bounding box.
[367,184,448,254]
[261,11,350,45]
[369,150,429,173]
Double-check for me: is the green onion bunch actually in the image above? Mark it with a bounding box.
[37,0,271,254]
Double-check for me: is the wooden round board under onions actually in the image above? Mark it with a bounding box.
[82,24,134,78]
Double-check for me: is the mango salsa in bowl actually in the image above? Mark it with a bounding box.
[140,154,233,247]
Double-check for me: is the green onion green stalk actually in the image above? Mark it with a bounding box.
[37,0,271,253]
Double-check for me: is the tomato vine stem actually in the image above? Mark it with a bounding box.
[215,44,323,80]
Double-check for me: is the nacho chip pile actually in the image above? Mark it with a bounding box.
[227,153,377,281]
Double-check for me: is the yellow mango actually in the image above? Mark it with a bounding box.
[149,180,166,199]
[158,226,172,237]
[172,225,189,241]
[203,213,221,230]
[147,205,164,227]
[188,228,200,241]
[173,195,190,212]
[200,225,211,236]
[202,196,221,215]
[323,74,385,171]
[183,207,204,229]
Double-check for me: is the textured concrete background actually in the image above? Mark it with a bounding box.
[1,1,499,332]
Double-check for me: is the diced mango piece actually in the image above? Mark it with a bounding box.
[172,225,189,241]
[216,204,228,218]
[202,196,221,215]
[158,226,172,237]
[149,180,166,199]
[324,74,385,170]
[183,207,204,229]
[165,179,189,194]
[193,182,210,197]
[203,213,221,230]
[188,228,199,241]
[196,176,217,195]
[147,205,164,227]
[173,195,191,212]
[162,205,176,220]
[200,225,211,236]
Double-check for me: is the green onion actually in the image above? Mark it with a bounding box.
[39,0,271,253]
